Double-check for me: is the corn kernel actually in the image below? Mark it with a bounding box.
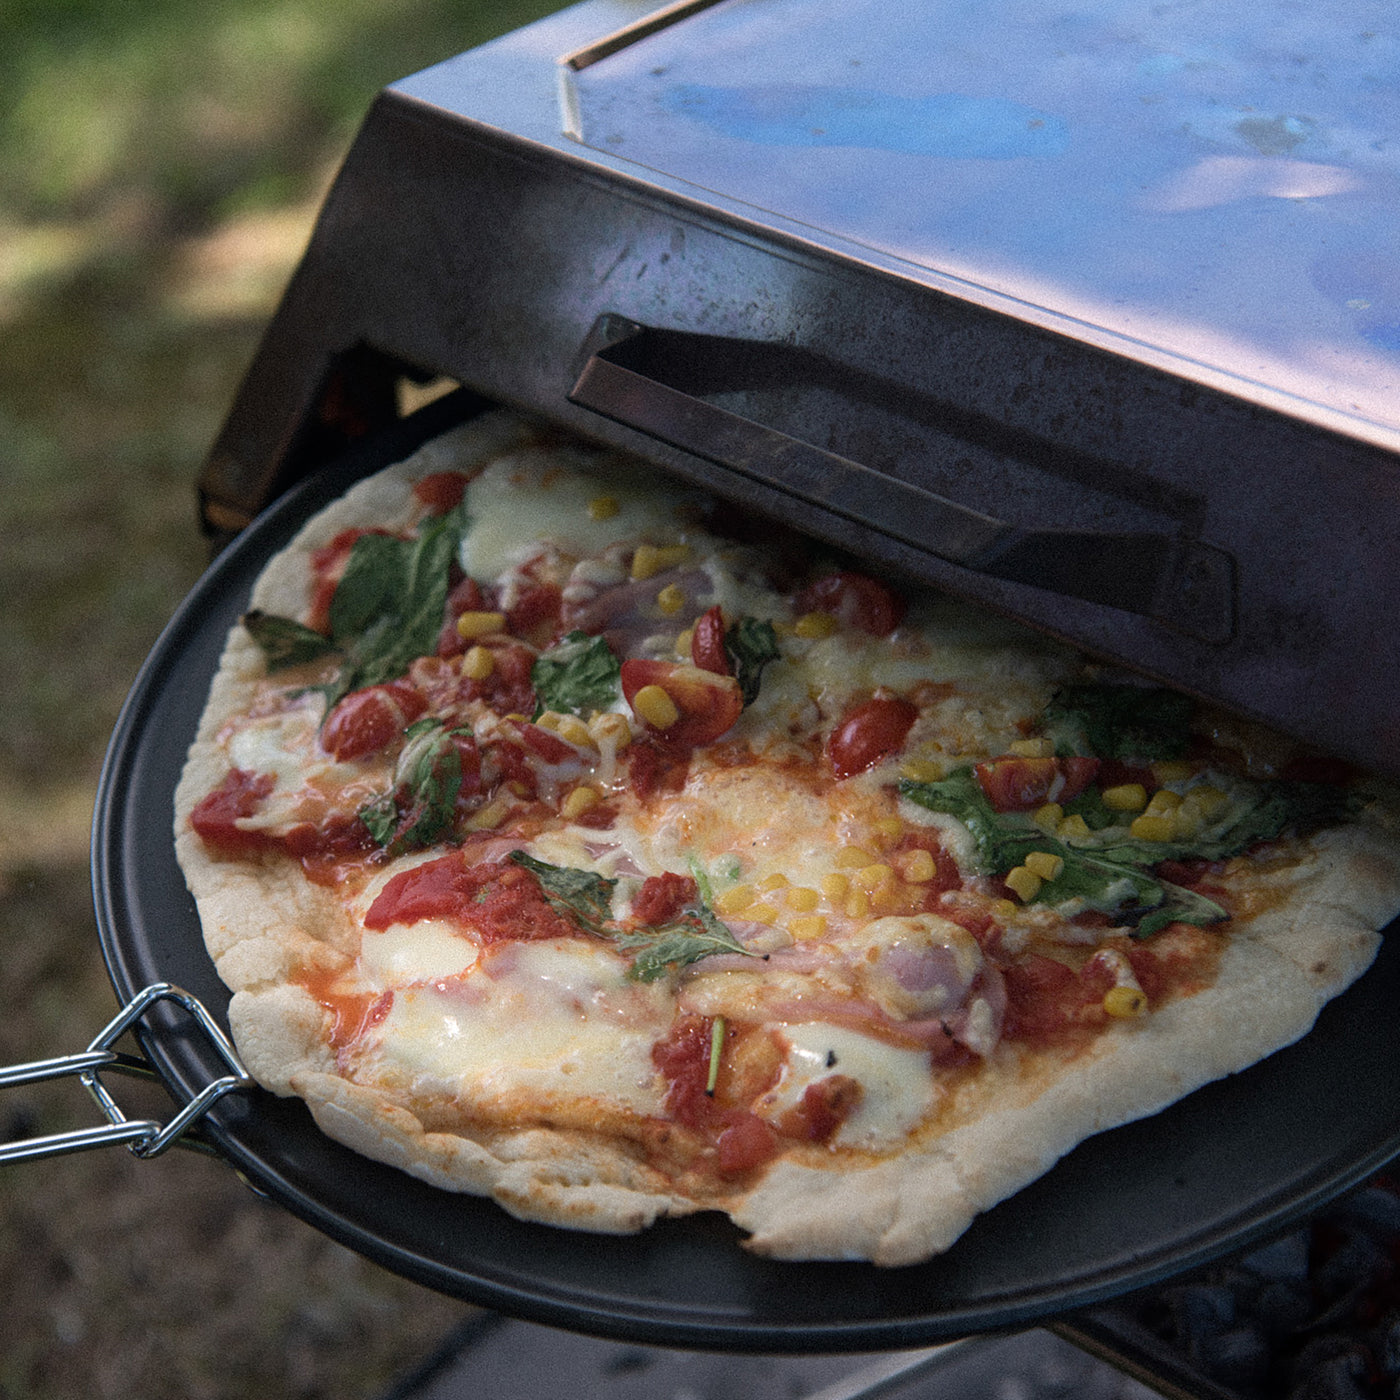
[746,903,779,924]
[674,628,694,659]
[1177,785,1227,834]
[844,890,871,919]
[900,757,947,783]
[1057,813,1093,841]
[589,711,632,750]
[1152,760,1195,785]
[560,786,600,820]
[874,816,905,845]
[821,872,850,904]
[835,846,875,868]
[793,611,838,639]
[855,863,895,892]
[899,848,937,883]
[555,714,594,749]
[460,645,495,681]
[1103,986,1148,1019]
[656,582,686,615]
[1102,782,1148,812]
[1023,850,1065,882]
[758,872,789,892]
[1130,814,1176,842]
[872,882,902,912]
[631,684,680,730]
[588,494,620,520]
[1033,802,1064,832]
[630,543,691,581]
[455,610,506,640]
[535,710,564,732]
[786,886,820,912]
[991,899,1019,919]
[1188,785,1231,818]
[715,883,755,915]
[789,915,828,941]
[1144,788,1183,818]
[1008,736,1054,759]
[466,798,510,831]
[1004,865,1043,902]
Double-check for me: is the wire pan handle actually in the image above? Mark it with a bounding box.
[0,983,253,1165]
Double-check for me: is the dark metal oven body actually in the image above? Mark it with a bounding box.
[201,0,1400,779]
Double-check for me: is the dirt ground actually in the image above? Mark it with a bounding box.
[0,2,560,1394]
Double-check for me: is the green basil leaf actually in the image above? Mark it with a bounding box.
[724,616,780,706]
[508,850,617,933]
[1135,882,1229,938]
[506,851,757,979]
[1043,684,1194,761]
[898,767,1024,873]
[243,503,469,711]
[1028,842,1165,920]
[359,719,466,856]
[1060,785,1119,832]
[530,631,621,718]
[241,610,337,671]
[899,767,1232,934]
[616,901,755,982]
[329,503,468,700]
[359,792,401,847]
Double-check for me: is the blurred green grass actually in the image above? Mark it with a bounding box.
[0,3,565,1396]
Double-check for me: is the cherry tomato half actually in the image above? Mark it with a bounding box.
[828,696,918,779]
[620,659,744,747]
[973,755,1100,812]
[793,571,906,637]
[321,680,429,761]
[690,605,731,676]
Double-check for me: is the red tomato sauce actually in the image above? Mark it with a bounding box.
[631,872,698,926]
[412,471,470,513]
[298,965,393,1052]
[188,769,277,855]
[364,855,580,943]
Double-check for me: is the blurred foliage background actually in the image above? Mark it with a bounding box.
[0,2,563,1395]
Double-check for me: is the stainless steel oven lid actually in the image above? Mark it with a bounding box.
[409,0,1400,451]
[98,394,1400,1351]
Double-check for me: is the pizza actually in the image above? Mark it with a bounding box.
[174,409,1400,1265]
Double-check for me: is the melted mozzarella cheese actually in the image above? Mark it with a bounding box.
[755,1024,936,1151]
[623,763,890,899]
[359,920,479,990]
[226,702,326,789]
[461,449,708,580]
[364,940,672,1114]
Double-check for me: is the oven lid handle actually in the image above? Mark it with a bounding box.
[568,316,1235,644]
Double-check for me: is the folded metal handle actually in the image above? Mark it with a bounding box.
[569,316,1235,643]
[0,983,253,1165]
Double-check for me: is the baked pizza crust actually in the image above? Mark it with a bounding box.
[174,411,1400,1265]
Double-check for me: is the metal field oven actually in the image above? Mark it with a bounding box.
[204,0,1400,782]
[12,0,1397,1394]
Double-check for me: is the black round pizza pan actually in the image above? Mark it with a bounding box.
[92,397,1400,1352]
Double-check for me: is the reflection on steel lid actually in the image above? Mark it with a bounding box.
[402,0,1400,445]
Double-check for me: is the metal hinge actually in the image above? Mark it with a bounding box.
[0,983,253,1165]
